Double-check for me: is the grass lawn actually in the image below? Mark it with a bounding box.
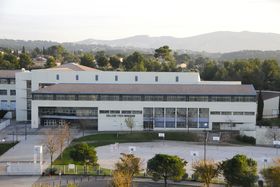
[54,131,198,165]
[0,142,18,156]
[259,118,280,126]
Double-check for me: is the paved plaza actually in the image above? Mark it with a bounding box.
[96,141,279,173]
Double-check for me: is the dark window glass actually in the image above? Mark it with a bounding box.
[56,74,59,80]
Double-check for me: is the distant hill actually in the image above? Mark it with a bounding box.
[77,31,280,53]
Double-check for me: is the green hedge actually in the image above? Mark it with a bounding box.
[236,135,256,145]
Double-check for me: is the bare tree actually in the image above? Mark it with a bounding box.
[44,129,59,169]
[125,117,135,134]
[265,127,280,142]
[57,122,71,159]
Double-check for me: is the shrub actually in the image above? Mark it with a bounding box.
[44,168,58,175]
[236,135,256,145]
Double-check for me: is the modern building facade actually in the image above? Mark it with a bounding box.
[0,70,19,117]
[13,63,257,131]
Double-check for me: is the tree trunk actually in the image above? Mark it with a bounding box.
[50,154,53,169]
[164,177,167,187]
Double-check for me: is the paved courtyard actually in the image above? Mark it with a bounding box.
[96,141,279,173]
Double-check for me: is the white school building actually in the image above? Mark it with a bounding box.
[2,63,257,131]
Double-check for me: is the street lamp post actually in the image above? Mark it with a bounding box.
[203,123,208,165]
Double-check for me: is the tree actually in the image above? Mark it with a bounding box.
[45,56,56,68]
[123,52,145,70]
[261,158,280,187]
[47,45,65,60]
[95,51,108,67]
[80,53,95,67]
[44,129,59,169]
[109,56,122,69]
[201,61,218,80]
[147,154,187,187]
[192,160,220,187]
[19,53,33,69]
[22,46,26,54]
[257,90,264,121]
[125,117,135,133]
[154,45,174,62]
[70,142,98,174]
[220,154,258,187]
[57,123,71,159]
[112,153,142,187]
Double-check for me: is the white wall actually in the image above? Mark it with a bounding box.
[263,96,279,118]
[32,100,256,131]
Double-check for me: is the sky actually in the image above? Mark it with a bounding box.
[0,0,279,42]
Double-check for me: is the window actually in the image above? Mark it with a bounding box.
[76,75,79,80]
[56,74,59,80]
[233,112,243,115]
[9,79,15,84]
[78,95,97,101]
[100,95,120,101]
[155,76,158,82]
[165,108,175,128]
[199,108,209,128]
[135,76,138,82]
[115,75,118,81]
[0,90,7,95]
[244,112,255,115]
[176,76,179,82]
[95,75,98,81]
[154,108,164,128]
[56,94,76,100]
[166,95,186,101]
[0,100,8,110]
[10,100,16,110]
[210,111,220,115]
[122,95,142,101]
[221,112,232,115]
[10,90,16,96]
[189,96,208,102]
[188,108,198,128]
[144,95,164,101]
[0,79,8,84]
[211,96,231,102]
[177,108,187,128]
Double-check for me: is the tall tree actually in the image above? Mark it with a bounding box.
[147,154,187,187]
[45,56,56,68]
[19,53,33,69]
[80,53,95,67]
[123,52,145,70]
[192,160,220,187]
[154,45,174,62]
[70,142,98,174]
[257,90,264,121]
[95,51,108,68]
[112,153,142,187]
[261,158,280,187]
[109,56,122,69]
[220,154,258,187]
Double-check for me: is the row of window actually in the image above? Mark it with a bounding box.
[210,111,255,116]
[99,110,142,114]
[0,100,16,110]
[143,107,209,129]
[0,78,15,84]
[0,89,16,96]
[32,93,256,102]
[39,107,98,117]
[56,74,180,82]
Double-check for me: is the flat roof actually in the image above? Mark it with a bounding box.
[45,63,100,71]
[33,83,256,96]
[0,70,20,78]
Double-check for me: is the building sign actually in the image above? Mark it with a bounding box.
[158,133,165,138]
[213,136,220,141]
[273,140,280,146]
[106,114,136,118]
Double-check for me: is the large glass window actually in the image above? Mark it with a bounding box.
[199,108,209,128]
[10,90,16,96]
[154,108,164,128]
[211,96,231,102]
[143,108,154,130]
[165,108,175,128]
[177,108,187,128]
[0,79,8,84]
[189,96,209,102]
[188,108,198,128]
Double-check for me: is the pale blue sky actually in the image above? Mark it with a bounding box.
[0,0,279,42]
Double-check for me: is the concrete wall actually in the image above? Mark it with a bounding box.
[263,96,279,118]
[0,119,10,131]
[256,126,280,145]
[6,162,42,175]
